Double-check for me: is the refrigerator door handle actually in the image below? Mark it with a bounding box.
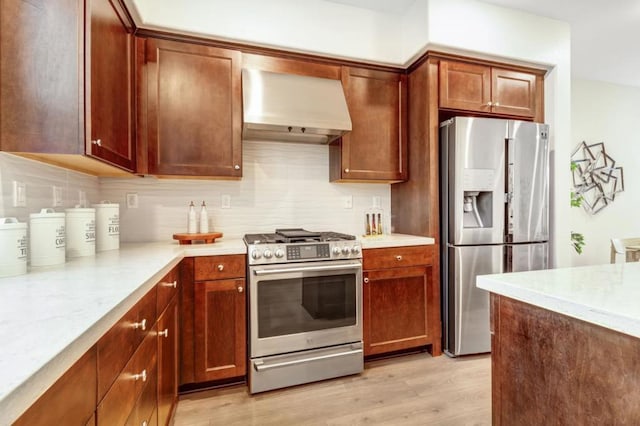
[505,244,513,272]
[507,137,515,238]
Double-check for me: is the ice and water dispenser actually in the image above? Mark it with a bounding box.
[462,169,494,229]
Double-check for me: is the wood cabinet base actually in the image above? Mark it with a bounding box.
[491,294,640,425]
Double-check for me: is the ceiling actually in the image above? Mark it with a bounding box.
[327,0,640,87]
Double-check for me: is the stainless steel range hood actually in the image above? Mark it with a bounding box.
[242,69,352,144]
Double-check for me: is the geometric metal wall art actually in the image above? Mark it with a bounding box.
[571,141,624,214]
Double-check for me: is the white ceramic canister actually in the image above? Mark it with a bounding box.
[93,201,119,251]
[65,207,96,257]
[29,208,66,267]
[0,217,28,277]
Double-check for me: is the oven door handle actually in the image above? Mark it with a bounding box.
[253,263,361,276]
[253,348,363,372]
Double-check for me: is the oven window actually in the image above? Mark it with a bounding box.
[257,274,356,338]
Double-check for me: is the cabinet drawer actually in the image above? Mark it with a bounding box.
[157,267,179,315]
[363,245,433,270]
[194,255,246,280]
[97,330,158,426]
[125,363,157,426]
[97,287,156,401]
[14,347,97,426]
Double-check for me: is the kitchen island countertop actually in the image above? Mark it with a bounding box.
[0,239,245,425]
[477,262,640,339]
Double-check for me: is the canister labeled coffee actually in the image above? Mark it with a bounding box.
[29,208,66,267]
[93,202,119,251]
[0,217,28,277]
[65,207,96,257]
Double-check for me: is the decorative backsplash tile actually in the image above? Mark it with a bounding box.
[0,141,391,242]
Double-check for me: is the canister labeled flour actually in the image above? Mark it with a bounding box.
[65,207,96,257]
[0,217,28,277]
[93,202,119,251]
[29,208,66,267]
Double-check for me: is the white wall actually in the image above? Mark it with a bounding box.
[99,141,390,242]
[570,79,640,266]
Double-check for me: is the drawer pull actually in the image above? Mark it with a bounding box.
[158,328,169,338]
[132,318,147,331]
[363,277,370,284]
[237,286,244,293]
[217,264,224,271]
[132,369,147,382]
[396,255,403,261]
[92,138,102,146]
[162,280,177,289]
[142,421,148,426]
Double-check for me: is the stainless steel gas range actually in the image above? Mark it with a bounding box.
[244,228,363,394]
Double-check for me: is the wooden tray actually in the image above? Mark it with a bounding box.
[173,232,223,245]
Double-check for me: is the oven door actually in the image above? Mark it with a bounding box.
[249,259,362,358]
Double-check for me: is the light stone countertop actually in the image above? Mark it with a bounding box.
[0,239,246,425]
[477,262,640,339]
[359,233,435,249]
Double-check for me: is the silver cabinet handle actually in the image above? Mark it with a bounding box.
[217,264,224,271]
[92,139,102,146]
[237,286,244,293]
[142,421,148,426]
[494,101,500,107]
[132,318,147,331]
[363,277,369,284]
[158,328,169,338]
[344,168,350,173]
[396,255,403,261]
[132,369,147,382]
[234,164,240,170]
[485,101,493,107]
[162,280,177,289]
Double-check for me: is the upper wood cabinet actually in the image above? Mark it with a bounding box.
[0,0,136,174]
[330,66,407,183]
[439,59,541,119]
[138,38,242,177]
[86,0,136,171]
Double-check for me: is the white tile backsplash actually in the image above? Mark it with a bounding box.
[100,141,391,241]
[0,142,390,242]
[0,153,100,222]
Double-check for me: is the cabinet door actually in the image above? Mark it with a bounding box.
[194,279,246,382]
[143,38,242,177]
[157,297,178,426]
[491,68,537,118]
[439,60,491,113]
[332,67,407,182]
[363,266,431,356]
[86,0,136,171]
[0,0,82,153]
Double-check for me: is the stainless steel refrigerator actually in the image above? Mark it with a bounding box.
[441,116,549,356]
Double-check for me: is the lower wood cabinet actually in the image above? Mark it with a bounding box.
[180,255,247,386]
[362,245,441,357]
[157,296,179,426]
[14,347,97,426]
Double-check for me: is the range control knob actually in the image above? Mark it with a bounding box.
[332,246,342,256]
[263,249,273,259]
[274,249,284,258]
[351,245,361,255]
[342,246,351,255]
[251,250,262,260]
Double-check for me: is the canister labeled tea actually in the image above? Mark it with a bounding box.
[29,208,66,267]
[0,217,28,277]
[93,202,119,251]
[65,207,96,257]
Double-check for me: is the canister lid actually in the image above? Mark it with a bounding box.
[0,217,27,230]
[65,207,96,214]
[29,208,65,219]
[92,200,119,208]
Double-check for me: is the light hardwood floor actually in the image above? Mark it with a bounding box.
[174,353,491,425]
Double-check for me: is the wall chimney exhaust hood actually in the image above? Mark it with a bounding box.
[242,69,352,144]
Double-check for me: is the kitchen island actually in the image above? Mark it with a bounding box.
[477,263,640,425]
